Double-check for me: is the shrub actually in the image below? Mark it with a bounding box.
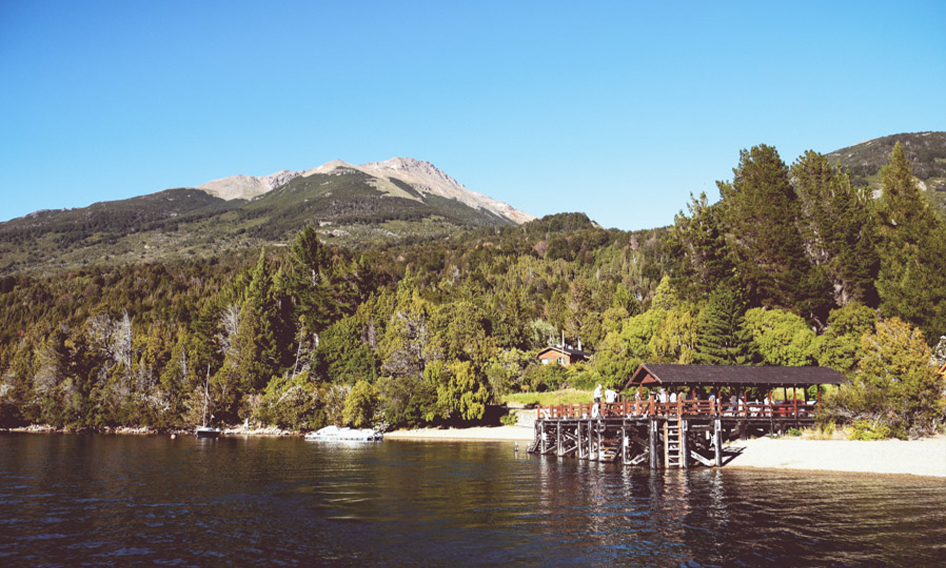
[500,411,519,426]
[849,419,893,441]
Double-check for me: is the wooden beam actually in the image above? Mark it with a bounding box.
[714,418,722,467]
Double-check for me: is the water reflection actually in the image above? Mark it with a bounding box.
[0,434,944,567]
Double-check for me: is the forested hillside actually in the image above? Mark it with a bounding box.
[0,166,517,276]
[827,131,946,219]
[1,142,943,437]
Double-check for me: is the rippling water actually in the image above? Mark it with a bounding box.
[0,433,943,567]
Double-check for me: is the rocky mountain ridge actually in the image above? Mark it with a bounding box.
[199,170,303,201]
[197,157,534,225]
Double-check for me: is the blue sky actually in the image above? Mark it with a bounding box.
[1,1,944,230]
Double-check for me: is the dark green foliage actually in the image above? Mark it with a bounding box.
[694,287,759,365]
[874,142,946,341]
[792,151,879,307]
[311,316,378,384]
[718,144,834,323]
[668,193,736,301]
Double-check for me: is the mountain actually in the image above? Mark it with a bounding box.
[826,131,946,217]
[195,157,533,225]
[199,170,302,200]
[0,158,533,275]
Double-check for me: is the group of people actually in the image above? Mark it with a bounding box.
[593,383,618,405]
[584,385,791,419]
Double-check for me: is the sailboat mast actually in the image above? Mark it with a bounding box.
[203,364,211,428]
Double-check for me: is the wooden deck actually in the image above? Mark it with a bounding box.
[529,399,820,469]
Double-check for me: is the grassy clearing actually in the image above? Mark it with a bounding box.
[501,388,594,408]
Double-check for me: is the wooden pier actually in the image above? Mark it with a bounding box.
[528,364,846,469]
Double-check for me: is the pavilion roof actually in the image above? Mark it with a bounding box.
[625,364,847,389]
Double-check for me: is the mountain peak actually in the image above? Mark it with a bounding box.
[195,157,534,225]
[353,157,535,224]
[198,170,302,200]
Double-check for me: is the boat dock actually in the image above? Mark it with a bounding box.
[528,364,846,469]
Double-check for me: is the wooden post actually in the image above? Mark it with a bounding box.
[714,418,722,467]
[680,419,689,469]
[578,418,584,459]
[556,421,562,456]
[649,419,658,469]
[793,386,798,420]
[596,420,602,461]
[621,425,628,464]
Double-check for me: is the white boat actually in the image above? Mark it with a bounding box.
[304,425,383,442]
[196,425,221,439]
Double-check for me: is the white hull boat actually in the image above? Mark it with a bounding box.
[305,425,382,442]
[196,426,221,439]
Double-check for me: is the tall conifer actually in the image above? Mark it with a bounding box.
[874,142,946,340]
[792,151,879,307]
[694,288,759,365]
[718,145,833,323]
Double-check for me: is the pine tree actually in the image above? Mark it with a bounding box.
[792,151,879,307]
[694,288,759,365]
[718,145,834,323]
[278,224,338,335]
[669,192,736,301]
[874,142,946,341]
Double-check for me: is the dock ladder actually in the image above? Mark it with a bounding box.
[664,419,682,468]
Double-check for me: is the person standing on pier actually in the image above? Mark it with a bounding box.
[605,387,617,404]
[593,383,603,406]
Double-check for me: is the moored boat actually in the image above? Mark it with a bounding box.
[196,365,220,439]
[304,425,383,442]
[196,425,221,439]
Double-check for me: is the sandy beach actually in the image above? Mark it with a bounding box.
[385,425,536,442]
[724,436,946,478]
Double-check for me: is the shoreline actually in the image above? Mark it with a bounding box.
[723,435,946,478]
[6,424,943,478]
[385,425,536,442]
[0,424,299,437]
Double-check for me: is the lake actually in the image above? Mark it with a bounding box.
[0,433,943,567]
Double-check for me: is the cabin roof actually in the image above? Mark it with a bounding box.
[537,345,590,358]
[626,363,847,389]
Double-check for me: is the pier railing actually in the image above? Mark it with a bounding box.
[537,398,818,421]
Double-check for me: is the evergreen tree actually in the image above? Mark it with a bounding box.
[718,145,834,323]
[694,288,759,365]
[277,224,338,334]
[874,142,946,341]
[669,193,736,301]
[792,151,879,307]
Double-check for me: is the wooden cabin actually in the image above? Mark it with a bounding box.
[537,345,590,367]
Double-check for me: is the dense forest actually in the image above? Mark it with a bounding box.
[1,143,943,437]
